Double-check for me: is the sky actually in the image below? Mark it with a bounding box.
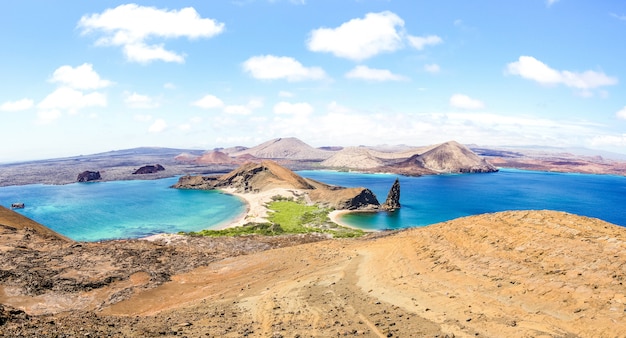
[1,0,626,162]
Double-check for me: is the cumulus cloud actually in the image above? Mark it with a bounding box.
[242,55,327,81]
[279,90,294,98]
[78,4,225,63]
[616,106,626,120]
[50,63,112,90]
[424,63,441,73]
[273,101,314,116]
[192,94,225,109]
[148,118,168,133]
[506,56,618,91]
[38,87,107,114]
[0,98,34,112]
[307,11,405,61]
[449,94,485,110]
[124,92,159,109]
[408,35,443,50]
[223,99,263,115]
[345,65,408,81]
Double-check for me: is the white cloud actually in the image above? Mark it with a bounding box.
[125,92,159,109]
[589,134,626,147]
[36,110,62,124]
[273,102,314,116]
[224,99,263,115]
[279,90,294,98]
[345,65,408,81]
[546,0,559,7]
[424,63,441,73]
[449,94,485,110]
[242,55,327,81]
[307,11,404,61]
[616,106,626,120]
[50,64,112,90]
[163,82,176,89]
[408,35,443,50]
[0,98,34,112]
[224,105,252,115]
[78,4,225,63]
[38,87,107,114]
[148,118,167,132]
[134,114,153,122]
[178,124,191,131]
[192,94,225,109]
[506,56,618,90]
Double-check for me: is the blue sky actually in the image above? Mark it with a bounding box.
[1,0,625,161]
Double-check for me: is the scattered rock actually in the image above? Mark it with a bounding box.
[132,164,165,175]
[77,171,101,182]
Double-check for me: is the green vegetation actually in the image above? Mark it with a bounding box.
[182,199,364,238]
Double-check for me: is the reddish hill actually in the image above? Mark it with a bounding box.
[230,137,334,160]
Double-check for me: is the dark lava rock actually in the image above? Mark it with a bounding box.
[77,171,101,182]
[132,164,165,175]
[381,178,401,211]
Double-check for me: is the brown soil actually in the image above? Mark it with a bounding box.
[2,210,626,337]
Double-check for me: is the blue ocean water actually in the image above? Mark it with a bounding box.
[0,177,246,241]
[1,169,624,240]
[298,169,626,230]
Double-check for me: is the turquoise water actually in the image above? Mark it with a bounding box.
[1,169,625,240]
[298,169,626,230]
[0,177,245,241]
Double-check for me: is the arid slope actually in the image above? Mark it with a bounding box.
[2,210,625,337]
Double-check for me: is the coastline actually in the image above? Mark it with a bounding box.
[328,209,378,232]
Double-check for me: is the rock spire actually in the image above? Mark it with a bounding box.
[381,178,401,211]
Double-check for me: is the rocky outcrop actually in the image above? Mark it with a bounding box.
[171,175,218,190]
[309,187,380,210]
[77,171,101,182]
[381,178,401,211]
[132,164,165,175]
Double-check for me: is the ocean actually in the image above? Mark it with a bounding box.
[0,177,246,241]
[0,169,624,241]
[298,169,626,230]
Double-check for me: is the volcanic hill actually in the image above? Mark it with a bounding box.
[173,160,381,210]
[229,137,334,160]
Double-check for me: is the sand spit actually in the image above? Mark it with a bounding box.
[2,209,626,336]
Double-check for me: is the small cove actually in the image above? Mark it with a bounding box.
[0,177,246,241]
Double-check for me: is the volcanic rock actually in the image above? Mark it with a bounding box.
[77,171,101,182]
[381,178,401,211]
[132,164,165,175]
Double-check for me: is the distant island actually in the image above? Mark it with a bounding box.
[1,137,624,187]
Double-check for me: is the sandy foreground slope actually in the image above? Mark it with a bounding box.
[2,208,626,337]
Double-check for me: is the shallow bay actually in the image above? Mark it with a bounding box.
[0,177,246,241]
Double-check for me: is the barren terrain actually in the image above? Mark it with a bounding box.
[2,207,626,337]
